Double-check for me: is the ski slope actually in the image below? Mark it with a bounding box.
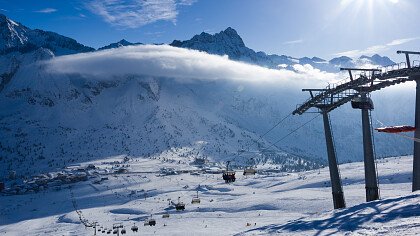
[0,155,418,235]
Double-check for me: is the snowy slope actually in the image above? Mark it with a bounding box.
[0,155,417,235]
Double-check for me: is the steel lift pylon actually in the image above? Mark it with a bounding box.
[397,51,420,192]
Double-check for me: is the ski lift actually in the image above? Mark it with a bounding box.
[351,96,374,110]
[243,167,256,176]
[175,197,185,211]
[131,224,138,232]
[375,125,415,133]
[191,190,201,204]
[222,161,236,183]
[243,158,257,176]
[144,215,156,226]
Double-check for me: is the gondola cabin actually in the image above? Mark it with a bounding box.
[351,96,374,110]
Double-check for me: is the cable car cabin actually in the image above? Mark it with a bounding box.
[375,125,416,133]
[175,202,185,211]
[351,96,374,110]
[222,171,236,183]
[243,168,256,176]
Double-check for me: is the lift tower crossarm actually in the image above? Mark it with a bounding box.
[397,50,420,68]
[340,68,381,81]
[302,89,328,99]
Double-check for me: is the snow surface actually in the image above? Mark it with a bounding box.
[0,155,418,235]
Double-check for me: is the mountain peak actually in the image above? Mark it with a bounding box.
[170,27,248,59]
[98,39,142,50]
[0,14,94,55]
[222,27,238,35]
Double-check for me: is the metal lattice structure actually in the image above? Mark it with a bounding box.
[292,50,420,209]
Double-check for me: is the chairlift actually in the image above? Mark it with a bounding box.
[351,96,374,110]
[131,224,138,232]
[222,161,236,183]
[191,190,201,204]
[175,197,185,211]
[144,217,156,226]
[243,167,257,175]
[243,158,257,175]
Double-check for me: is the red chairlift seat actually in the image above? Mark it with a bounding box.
[375,125,416,133]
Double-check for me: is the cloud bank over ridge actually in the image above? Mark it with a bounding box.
[45,45,338,88]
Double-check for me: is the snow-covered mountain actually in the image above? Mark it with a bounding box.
[170,27,396,71]
[0,14,413,181]
[98,39,142,50]
[0,14,94,56]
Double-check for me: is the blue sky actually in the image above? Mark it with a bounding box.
[1,0,419,61]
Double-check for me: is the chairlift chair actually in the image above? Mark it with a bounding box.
[222,161,236,183]
[131,224,138,232]
[148,219,156,226]
[243,167,256,176]
[175,197,186,210]
[191,190,201,204]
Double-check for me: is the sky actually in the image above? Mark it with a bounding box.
[1,0,420,61]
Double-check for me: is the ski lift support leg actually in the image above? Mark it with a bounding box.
[321,109,346,209]
[397,50,420,192]
[413,76,420,191]
[359,93,379,201]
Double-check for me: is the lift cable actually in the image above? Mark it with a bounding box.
[266,113,321,150]
[255,113,293,143]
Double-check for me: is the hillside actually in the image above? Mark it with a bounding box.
[0,155,417,235]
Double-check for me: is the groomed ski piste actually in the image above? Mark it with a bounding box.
[0,155,418,235]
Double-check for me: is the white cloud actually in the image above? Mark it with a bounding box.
[87,0,197,29]
[35,8,57,13]
[44,45,338,87]
[334,37,420,58]
[283,39,304,45]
